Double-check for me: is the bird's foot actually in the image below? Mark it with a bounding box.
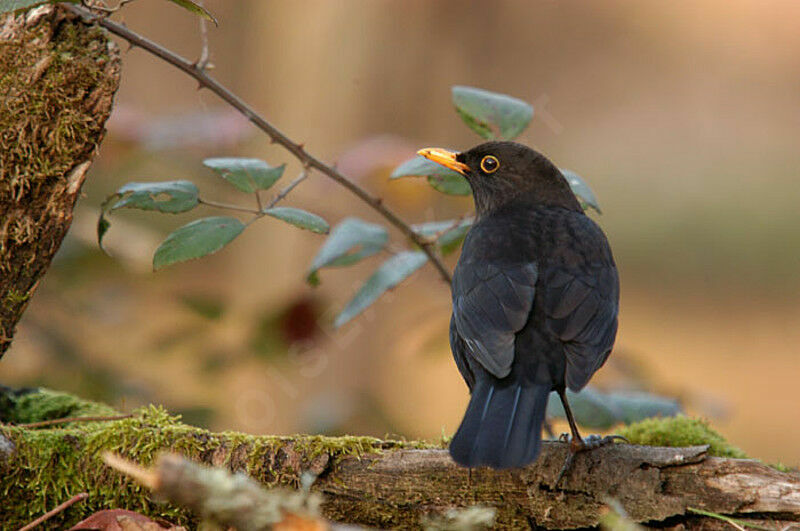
[552,434,628,489]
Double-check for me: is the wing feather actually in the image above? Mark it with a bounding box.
[542,263,618,391]
[451,262,538,379]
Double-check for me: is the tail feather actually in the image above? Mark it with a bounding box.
[449,380,550,469]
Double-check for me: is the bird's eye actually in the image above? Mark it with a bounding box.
[480,155,499,174]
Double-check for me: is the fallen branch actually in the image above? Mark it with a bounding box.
[317,444,800,529]
[3,401,799,529]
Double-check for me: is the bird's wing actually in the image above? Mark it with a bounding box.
[449,315,475,390]
[540,262,618,391]
[452,261,538,379]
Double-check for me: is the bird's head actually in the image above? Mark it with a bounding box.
[418,141,581,216]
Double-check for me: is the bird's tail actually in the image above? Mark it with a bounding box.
[449,380,550,469]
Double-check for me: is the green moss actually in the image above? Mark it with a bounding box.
[768,462,796,473]
[4,288,31,306]
[0,9,114,201]
[618,415,747,458]
[3,388,118,424]
[0,388,430,528]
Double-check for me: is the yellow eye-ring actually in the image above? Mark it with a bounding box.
[480,155,499,174]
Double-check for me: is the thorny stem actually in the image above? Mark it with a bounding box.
[64,4,453,284]
[200,168,308,226]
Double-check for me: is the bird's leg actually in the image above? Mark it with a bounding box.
[552,388,627,488]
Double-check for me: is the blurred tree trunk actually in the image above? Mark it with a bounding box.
[0,5,120,357]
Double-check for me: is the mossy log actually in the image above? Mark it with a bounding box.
[0,5,121,357]
[1,388,799,529]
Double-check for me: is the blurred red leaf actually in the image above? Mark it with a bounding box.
[69,509,185,531]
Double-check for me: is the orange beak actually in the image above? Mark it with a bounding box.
[417,147,470,175]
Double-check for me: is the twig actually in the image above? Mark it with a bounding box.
[18,492,88,531]
[104,452,159,490]
[430,214,472,242]
[195,0,210,70]
[104,452,326,530]
[687,508,774,531]
[17,414,132,429]
[265,169,309,209]
[80,0,136,15]
[62,3,452,285]
[198,197,260,214]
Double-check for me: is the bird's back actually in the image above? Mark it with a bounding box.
[456,199,618,388]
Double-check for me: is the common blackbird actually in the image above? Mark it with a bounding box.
[418,141,620,471]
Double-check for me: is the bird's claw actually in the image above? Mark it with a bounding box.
[551,434,627,489]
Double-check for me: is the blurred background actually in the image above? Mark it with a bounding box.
[2,0,799,464]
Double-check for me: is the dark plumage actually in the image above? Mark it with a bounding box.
[419,141,619,469]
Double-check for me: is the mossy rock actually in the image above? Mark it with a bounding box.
[618,415,747,459]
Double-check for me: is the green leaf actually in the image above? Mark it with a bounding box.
[427,173,471,196]
[546,387,682,430]
[390,156,464,180]
[112,181,200,213]
[390,155,471,196]
[561,169,602,214]
[97,181,200,252]
[334,251,428,327]
[165,0,218,25]
[203,158,285,193]
[307,218,388,282]
[412,218,474,255]
[153,216,244,270]
[451,86,534,140]
[264,207,329,234]
[0,0,70,15]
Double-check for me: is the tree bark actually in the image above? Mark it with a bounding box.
[318,444,800,529]
[0,5,120,357]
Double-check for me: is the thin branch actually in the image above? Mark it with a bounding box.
[18,493,88,531]
[63,4,452,284]
[17,414,132,429]
[198,197,260,214]
[428,213,472,243]
[265,169,309,210]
